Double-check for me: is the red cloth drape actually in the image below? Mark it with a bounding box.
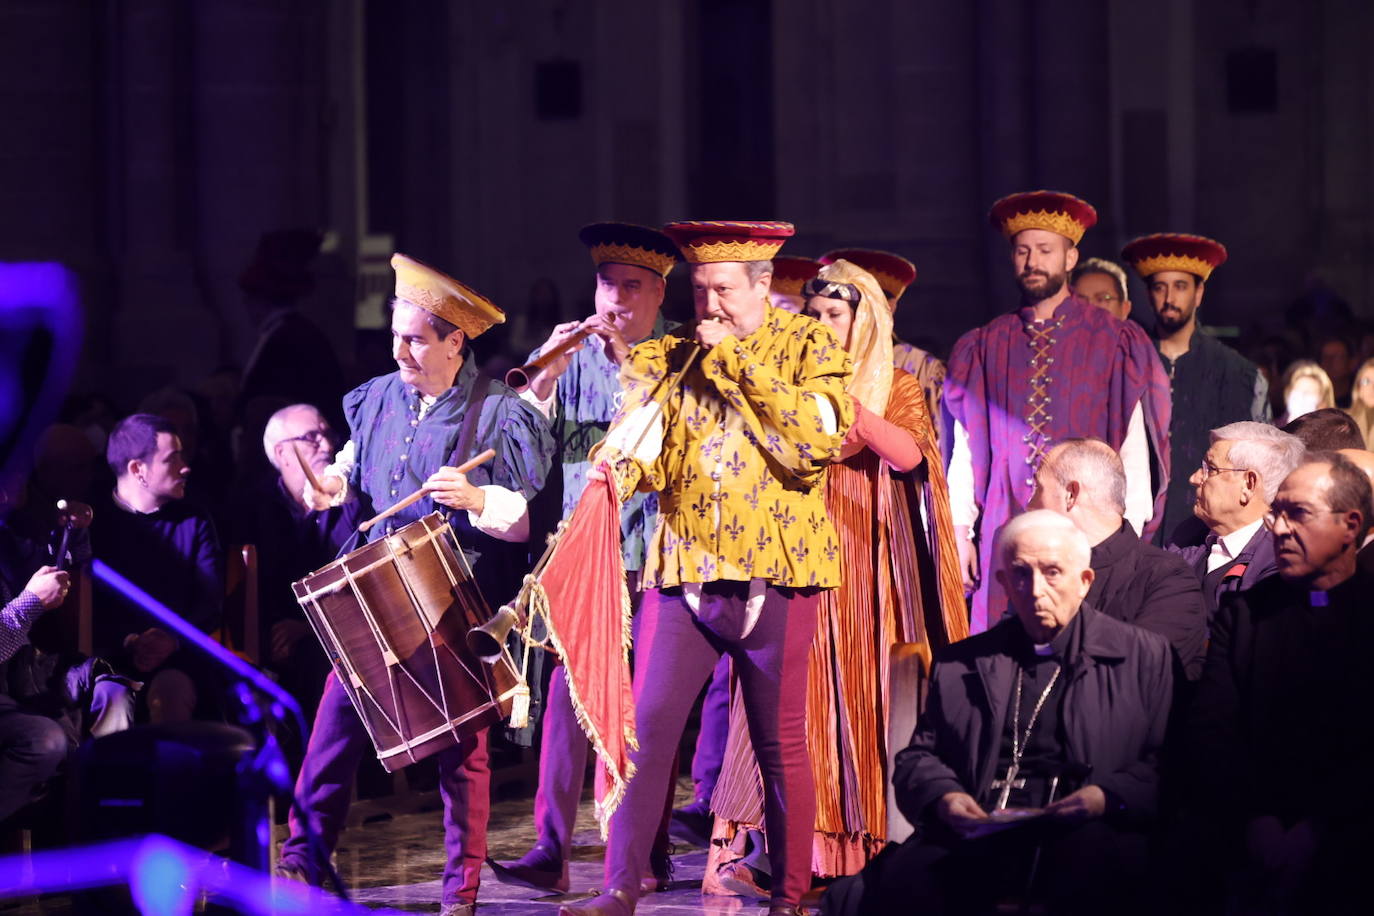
[535,473,637,832]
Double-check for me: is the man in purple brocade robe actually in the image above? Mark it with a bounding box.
[943,191,1171,633]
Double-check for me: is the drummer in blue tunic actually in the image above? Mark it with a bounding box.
[276,253,554,916]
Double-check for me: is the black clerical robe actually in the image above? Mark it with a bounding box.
[1087,522,1207,681]
[893,605,1173,829]
[1189,571,1374,827]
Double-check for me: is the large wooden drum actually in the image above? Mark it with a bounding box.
[292,513,520,771]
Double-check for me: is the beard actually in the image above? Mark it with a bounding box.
[1017,269,1066,303]
[1155,304,1194,333]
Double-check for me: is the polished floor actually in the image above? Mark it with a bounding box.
[339,776,760,914]
[0,774,768,915]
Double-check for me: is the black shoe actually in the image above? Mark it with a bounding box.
[668,800,712,847]
[488,844,569,893]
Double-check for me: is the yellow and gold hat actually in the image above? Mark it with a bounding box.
[391,253,505,338]
[662,220,795,264]
[989,191,1098,245]
[1120,233,1228,283]
[578,222,680,278]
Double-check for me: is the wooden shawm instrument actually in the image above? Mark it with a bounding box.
[505,327,593,391]
[468,342,703,833]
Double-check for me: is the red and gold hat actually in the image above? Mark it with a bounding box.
[989,191,1098,245]
[1120,233,1228,282]
[391,253,505,338]
[662,220,795,264]
[819,248,916,301]
[578,222,680,278]
[769,256,822,297]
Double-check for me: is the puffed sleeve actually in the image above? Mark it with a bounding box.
[700,321,854,488]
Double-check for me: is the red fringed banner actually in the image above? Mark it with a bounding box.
[530,473,637,835]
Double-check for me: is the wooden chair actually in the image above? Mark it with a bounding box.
[219,544,260,664]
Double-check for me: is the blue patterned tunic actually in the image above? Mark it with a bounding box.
[530,316,675,572]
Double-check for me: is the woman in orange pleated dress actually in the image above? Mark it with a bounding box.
[705,258,968,897]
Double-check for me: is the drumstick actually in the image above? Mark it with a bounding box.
[357,448,497,534]
[291,442,323,494]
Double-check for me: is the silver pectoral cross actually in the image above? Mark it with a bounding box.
[990,763,1025,811]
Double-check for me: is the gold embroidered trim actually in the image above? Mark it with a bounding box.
[1001,209,1089,244]
[589,242,675,277]
[1130,254,1217,282]
[681,239,786,263]
[868,269,908,300]
[395,282,503,338]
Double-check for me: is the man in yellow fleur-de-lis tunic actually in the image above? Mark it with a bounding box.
[559,221,853,916]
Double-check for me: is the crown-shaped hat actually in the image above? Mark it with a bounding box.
[1120,233,1228,282]
[820,248,917,301]
[989,191,1098,245]
[578,222,680,278]
[662,220,795,264]
[769,256,823,297]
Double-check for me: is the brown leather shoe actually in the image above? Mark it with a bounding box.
[438,903,475,916]
[715,860,770,898]
[765,907,809,915]
[557,887,635,916]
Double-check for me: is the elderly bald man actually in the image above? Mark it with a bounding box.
[822,510,1172,916]
[1029,437,1206,681]
[1167,421,1306,619]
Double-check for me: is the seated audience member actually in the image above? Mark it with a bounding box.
[1168,422,1306,618]
[0,561,71,823]
[822,511,1172,916]
[1189,453,1373,914]
[1279,405,1364,451]
[1028,438,1206,681]
[1275,360,1335,426]
[0,490,136,749]
[227,404,359,717]
[92,414,224,723]
[1343,357,1374,447]
[1336,449,1374,580]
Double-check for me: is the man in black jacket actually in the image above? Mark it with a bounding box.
[822,511,1172,916]
[1188,453,1373,914]
[1029,438,1206,680]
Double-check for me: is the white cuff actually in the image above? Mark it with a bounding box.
[1120,402,1152,535]
[811,392,839,436]
[520,384,557,421]
[467,485,529,542]
[948,420,979,529]
[603,404,664,463]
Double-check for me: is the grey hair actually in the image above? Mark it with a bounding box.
[1047,437,1126,515]
[262,403,323,468]
[391,297,460,340]
[1071,258,1129,302]
[1210,421,1306,502]
[744,260,774,284]
[999,509,1092,572]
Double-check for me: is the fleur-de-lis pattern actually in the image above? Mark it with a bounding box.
[599,307,854,588]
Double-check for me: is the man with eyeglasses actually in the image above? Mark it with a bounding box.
[1187,452,1374,914]
[226,403,360,718]
[1121,234,1271,544]
[1166,421,1305,620]
[1070,258,1132,322]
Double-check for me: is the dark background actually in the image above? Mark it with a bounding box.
[3,0,1372,404]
